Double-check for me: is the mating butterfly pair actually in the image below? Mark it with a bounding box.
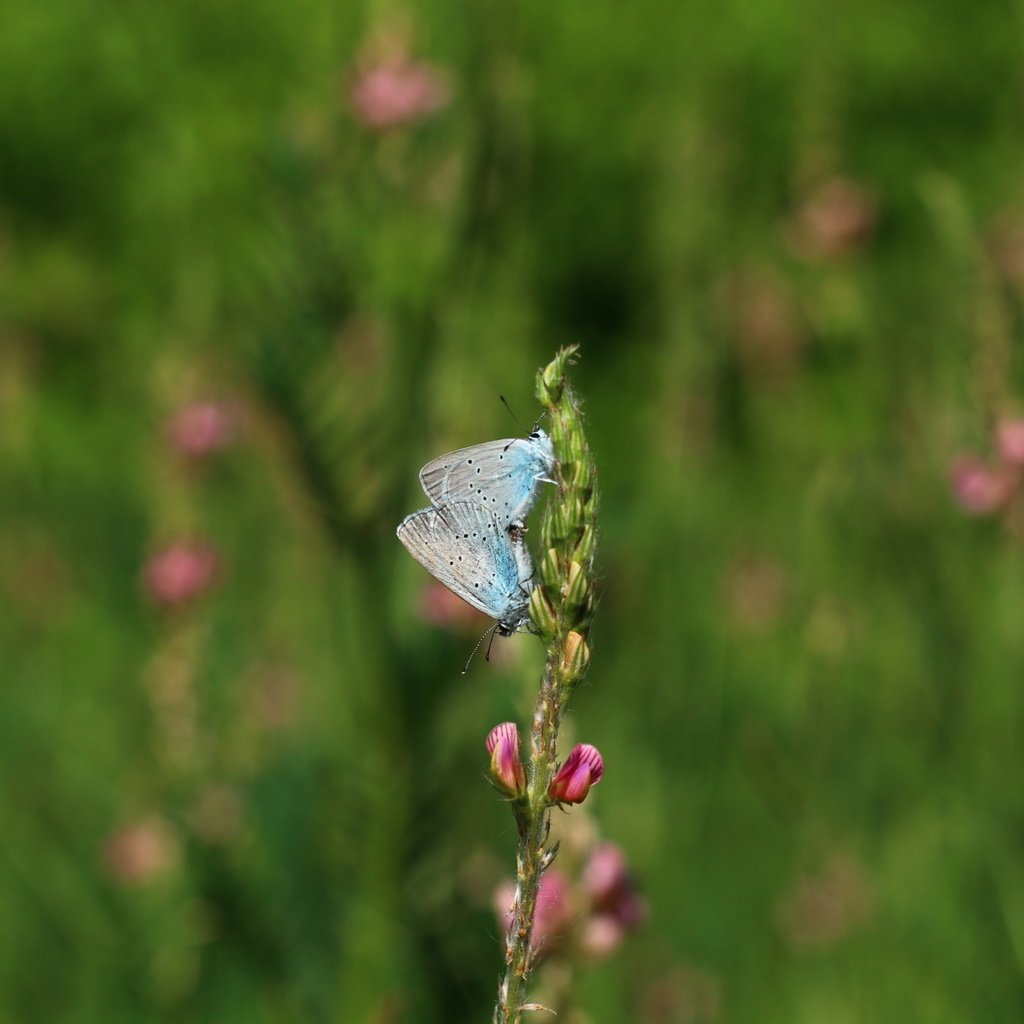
[396,429,555,637]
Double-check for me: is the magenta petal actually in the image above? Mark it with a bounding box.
[549,743,605,804]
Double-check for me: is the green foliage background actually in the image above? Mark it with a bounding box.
[3,1,1024,1020]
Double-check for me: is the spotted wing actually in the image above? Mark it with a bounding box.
[397,502,530,623]
[419,433,555,528]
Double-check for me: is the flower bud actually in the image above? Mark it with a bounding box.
[540,503,559,544]
[529,586,558,639]
[486,723,527,798]
[571,457,593,493]
[567,432,587,464]
[541,548,561,590]
[573,525,596,567]
[542,361,565,401]
[562,559,590,610]
[560,630,590,680]
[548,743,604,804]
[564,495,585,532]
[552,502,573,542]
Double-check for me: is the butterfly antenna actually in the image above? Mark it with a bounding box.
[462,624,498,675]
[484,626,500,663]
[499,394,523,427]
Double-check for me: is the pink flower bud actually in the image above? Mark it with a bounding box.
[548,743,604,805]
[996,419,1024,466]
[486,722,526,798]
[143,541,221,608]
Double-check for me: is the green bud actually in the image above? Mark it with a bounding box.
[553,501,573,542]
[571,458,592,493]
[542,362,564,402]
[550,418,569,454]
[540,503,559,547]
[541,548,561,590]
[565,495,585,532]
[562,559,590,610]
[567,432,587,464]
[573,525,596,566]
[529,586,558,639]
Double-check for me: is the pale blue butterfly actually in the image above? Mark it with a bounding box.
[396,501,534,636]
[418,428,556,529]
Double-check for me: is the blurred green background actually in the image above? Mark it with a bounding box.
[4,0,1024,1021]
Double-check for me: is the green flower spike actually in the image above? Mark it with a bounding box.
[492,345,600,1024]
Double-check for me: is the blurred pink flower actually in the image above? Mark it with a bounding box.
[495,870,573,951]
[144,541,221,607]
[167,401,235,459]
[776,853,874,949]
[579,914,626,959]
[534,870,573,946]
[579,842,648,958]
[996,418,1024,466]
[417,581,487,630]
[949,456,1014,516]
[549,743,605,805]
[787,176,877,261]
[583,842,648,925]
[486,722,527,798]
[350,53,451,130]
[103,816,179,885]
[720,269,804,379]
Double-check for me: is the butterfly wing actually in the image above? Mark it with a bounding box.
[419,433,556,527]
[397,502,530,624]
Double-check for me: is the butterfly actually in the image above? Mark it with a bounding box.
[396,501,535,636]
[418,428,556,529]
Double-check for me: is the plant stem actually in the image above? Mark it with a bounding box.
[493,345,598,1023]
